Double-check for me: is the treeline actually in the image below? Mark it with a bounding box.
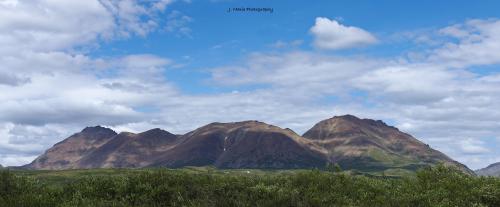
[1,166,499,207]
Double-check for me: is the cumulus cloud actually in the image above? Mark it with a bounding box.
[310,17,377,50]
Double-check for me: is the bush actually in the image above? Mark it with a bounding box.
[1,166,499,207]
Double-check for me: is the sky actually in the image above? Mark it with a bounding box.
[0,0,500,170]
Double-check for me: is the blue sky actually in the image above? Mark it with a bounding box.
[94,0,500,93]
[1,0,500,170]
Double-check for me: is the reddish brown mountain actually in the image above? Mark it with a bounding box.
[25,126,117,170]
[150,121,327,169]
[24,115,473,174]
[77,128,178,168]
[303,115,472,173]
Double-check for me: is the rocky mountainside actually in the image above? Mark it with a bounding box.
[24,115,473,174]
[25,126,117,170]
[476,162,500,177]
[150,121,327,169]
[76,128,178,168]
[303,115,472,173]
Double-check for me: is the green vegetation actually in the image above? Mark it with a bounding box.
[1,166,499,207]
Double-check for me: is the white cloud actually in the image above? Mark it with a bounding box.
[0,0,114,54]
[165,10,193,37]
[0,0,187,166]
[431,19,500,68]
[153,0,175,12]
[458,138,490,154]
[310,17,377,50]
[352,65,459,104]
[0,0,179,55]
[211,51,382,95]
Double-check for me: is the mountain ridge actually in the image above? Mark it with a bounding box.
[475,162,500,177]
[23,115,473,174]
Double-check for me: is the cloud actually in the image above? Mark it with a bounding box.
[309,17,377,50]
[165,10,193,37]
[0,122,71,166]
[270,40,303,49]
[431,19,500,68]
[152,0,175,12]
[211,51,381,95]
[0,0,114,54]
[0,0,187,166]
[352,65,459,104]
[0,0,179,55]
[0,72,30,86]
[458,138,490,154]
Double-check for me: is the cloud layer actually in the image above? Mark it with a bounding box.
[0,1,499,170]
[0,0,183,166]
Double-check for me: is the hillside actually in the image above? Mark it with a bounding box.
[476,162,500,177]
[303,115,473,174]
[25,126,117,170]
[150,121,327,169]
[76,128,178,168]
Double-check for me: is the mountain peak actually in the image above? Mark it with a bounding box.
[81,126,116,134]
[332,114,360,120]
[325,114,397,131]
[139,128,176,138]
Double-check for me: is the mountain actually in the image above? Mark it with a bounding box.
[303,115,473,174]
[25,122,327,170]
[25,126,117,170]
[24,115,473,174]
[76,128,178,168]
[476,162,500,177]
[150,121,327,169]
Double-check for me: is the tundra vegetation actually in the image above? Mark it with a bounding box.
[1,165,499,207]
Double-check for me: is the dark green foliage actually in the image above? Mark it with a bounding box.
[326,162,342,173]
[1,165,499,207]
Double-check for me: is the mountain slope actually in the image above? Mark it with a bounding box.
[303,115,473,174]
[77,128,178,168]
[25,126,117,170]
[150,121,328,169]
[476,162,500,177]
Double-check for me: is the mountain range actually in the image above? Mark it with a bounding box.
[24,115,473,174]
[475,162,500,177]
